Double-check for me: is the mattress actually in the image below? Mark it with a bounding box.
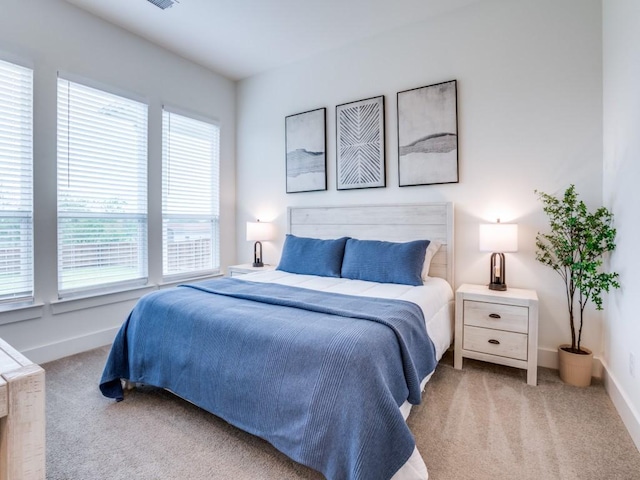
[239,269,453,362]
[237,269,455,480]
[102,270,454,479]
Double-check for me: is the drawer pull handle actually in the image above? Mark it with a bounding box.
[489,313,501,319]
[488,339,500,345]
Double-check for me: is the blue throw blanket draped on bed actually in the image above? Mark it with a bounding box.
[100,278,437,480]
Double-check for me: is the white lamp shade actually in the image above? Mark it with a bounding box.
[246,221,273,242]
[479,223,518,252]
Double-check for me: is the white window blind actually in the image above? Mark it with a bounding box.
[162,109,220,278]
[57,78,148,297]
[0,59,33,305]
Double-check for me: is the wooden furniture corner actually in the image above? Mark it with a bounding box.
[0,338,45,480]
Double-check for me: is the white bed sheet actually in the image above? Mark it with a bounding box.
[236,269,454,480]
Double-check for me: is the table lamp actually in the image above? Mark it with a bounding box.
[246,220,273,267]
[479,220,518,291]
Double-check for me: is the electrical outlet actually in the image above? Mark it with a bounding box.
[631,353,636,379]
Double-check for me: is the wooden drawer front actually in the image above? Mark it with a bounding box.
[463,300,528,334]
[463,325,528,360]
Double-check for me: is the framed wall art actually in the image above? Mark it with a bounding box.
[336,95,385,190]
[285,107,327,193]
[397,80,458,186]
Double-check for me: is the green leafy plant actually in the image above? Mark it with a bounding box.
[535,185,620,354]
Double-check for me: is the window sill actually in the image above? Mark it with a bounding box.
[50,272,222,315]
[0,302,45,326]
[51,284,157,315]
[159,271,224,289]
[1,273,224,320]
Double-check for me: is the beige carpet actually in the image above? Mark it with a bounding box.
[44,347,640,479]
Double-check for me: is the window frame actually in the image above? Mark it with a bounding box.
[161,106,221,282]
[56,75,149,299]
[0,57,34,307]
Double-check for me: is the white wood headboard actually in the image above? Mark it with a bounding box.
[287,203,454,288]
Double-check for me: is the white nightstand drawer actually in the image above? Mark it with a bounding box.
[463,325,528,360]
[229,270,248,277]
[227,264,276,277]
[463,300,528,334]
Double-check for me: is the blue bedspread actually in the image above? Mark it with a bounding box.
[100,278,437,480]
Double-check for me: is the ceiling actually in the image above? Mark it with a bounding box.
[64,0,483,80]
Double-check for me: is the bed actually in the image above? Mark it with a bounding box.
[100,203,455,480]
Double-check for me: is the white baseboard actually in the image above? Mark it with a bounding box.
[601,360,640,452]
[537,346,604,378]
[22,327,119,365]
[537,346,559,370]
[542,348,639,452]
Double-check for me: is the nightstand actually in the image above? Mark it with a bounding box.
[226,263,276,277]
[454,283,539,385]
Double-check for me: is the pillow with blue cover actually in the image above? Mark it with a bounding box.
[341,238,431,286]
[277,234,349,277]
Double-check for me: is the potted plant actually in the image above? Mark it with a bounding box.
[535,185,620,387]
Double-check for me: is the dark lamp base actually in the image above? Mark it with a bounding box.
[488,252,507,291]
[252,241,264,268]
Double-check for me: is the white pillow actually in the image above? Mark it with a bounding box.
[421,240,442,281]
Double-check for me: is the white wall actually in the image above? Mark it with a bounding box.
[0,0,236,363]
[603,0,640,450]
[236,0,603,370]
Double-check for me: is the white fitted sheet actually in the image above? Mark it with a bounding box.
[236,270,454,480]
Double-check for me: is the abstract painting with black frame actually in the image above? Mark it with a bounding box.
[285,107,327,193]
[397,80,458,186]
[336,95,385,190]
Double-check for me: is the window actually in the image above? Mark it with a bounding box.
[0,59,33,305]
[162,109,220,278]
[57,78,148,297]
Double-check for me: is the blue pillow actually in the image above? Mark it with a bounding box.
[341,238,430,286]
[277,234,349,277]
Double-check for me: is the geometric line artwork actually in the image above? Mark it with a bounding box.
[336,96,385,190]
[397,80,458,186]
